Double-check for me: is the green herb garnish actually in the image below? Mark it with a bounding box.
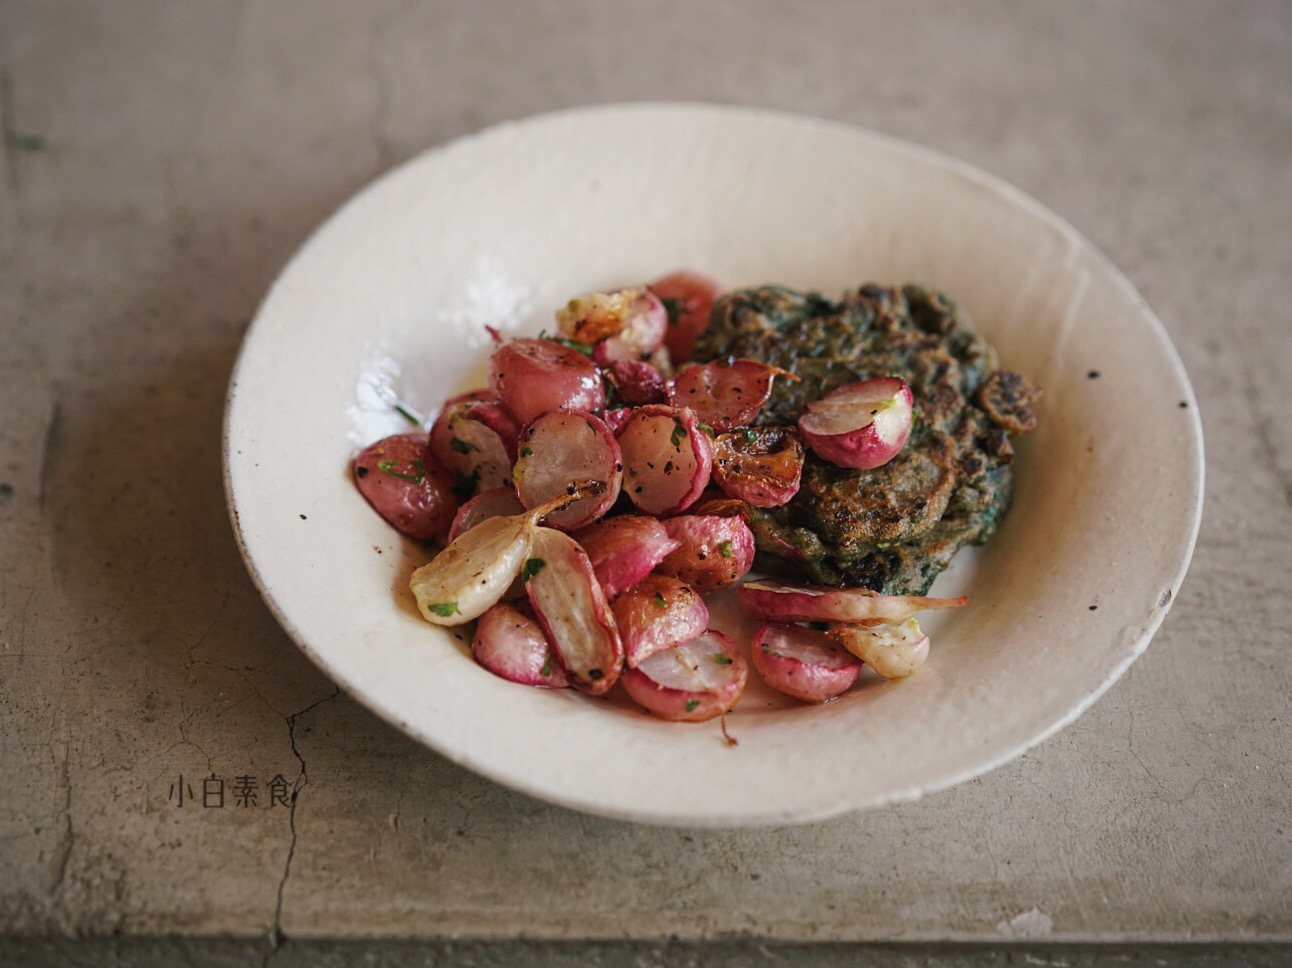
[393,401,423,426]
[685,699,700,712]
[378,458,425,482]
[426,602,460,617]
[670,419,688,449]
[744,429,757,445]
[520,558,546,582]
[520,446,534,458]
[698,422,716,438]
[719,540,734,558]
[449,436,477,455]
[661,297,683,326]
[653,592,666,607]
[540,654,553,677]
[713,654,733,665]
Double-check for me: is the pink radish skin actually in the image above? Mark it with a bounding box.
[711,426,805,508]
[571,515,680,600]
[473,601,569,688]
[621,630,747,722]
[797,377,914,470]
[828,618,930,679]
[657,514,756,593]
[751,624,860,703]
[353,433,459,543]
[605,359,667,405]
[591,291,668,364]
[489,338,606,427]
[524,526,623,695]
[737,579,967,624]
[666,359,796,432]
[448,486,525,543]
[617,404,713,516]
[602,407,634,434]
[512,410,622,531]
[444,388,498,407]
[611,574,710,668]
[650,271,722,364]
[429,401,519,493]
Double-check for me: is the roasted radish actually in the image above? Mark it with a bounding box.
[711,426,805,507]
[621,630,747,722]
[473,601,569,688]
[571,515,680,599]
[512,410,622,531]
[557,287,659,347]
[611,574,709,668]
[604,359,667,405]
[601,407,634,434]
[650,271,722,363]
[524,526,623,695]
[353,433,459,543]
[656,514,756,593]
[666,359,796,432]
[617,405,713,515]
[751,624,860,703]
[489,338,605,427]
[737,579,967,624]
[591,292,668,364]
[828,617,930,679]
[429,400,519,494]
[448,486,525,542]
[797,376,914,470]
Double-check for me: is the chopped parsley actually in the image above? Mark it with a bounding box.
[670,419,688,449]
[653,592,667,607]
[719,540,734,558]
[520,558,546,582]
[744,429,758,445]
[393,401,423,426]
[520,446,534,458]
[449,436,478,455]
[685,699,700,712]
[540,654,553,677]
[426,602,460,617]
[378,458,425,482]
[661,297,683,326]
[713,654,733,665]
[698,422,716,438]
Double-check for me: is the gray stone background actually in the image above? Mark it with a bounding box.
[1,1,1289,964]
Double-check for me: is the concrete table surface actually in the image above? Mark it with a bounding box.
[1,1,1289,964]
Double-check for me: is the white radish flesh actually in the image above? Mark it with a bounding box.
[656,514,756,593]
[489,338,605,427]
[751,624,860,703]
[737,579,967,624]
[828,617,930,678]
[571,514,680,600]
[429,401,518,494]
[557,287,654,345]
[353,433,459,543]
[524,526,623,695]
[617,405,713,515]
[590,291,668,364]
[711,426,805,508]
[611,574,709,668]
[621,630,747,722]
[666,359,796,431]
[513,410,622,531]
[797,377,914,470]
[473,601,569,688]
[409,514,533,625]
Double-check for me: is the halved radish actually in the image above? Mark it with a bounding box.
[666,359,796,431]
[604,359,667,405]
[591,291,668,364]
[656,514,756,593]
[751,624,860,703]
[473,601,569,688]
[524,526,623,695]
[489,338,606,427]
[621,630,747,722]
[353,433,459,543]
[448,486,524,543]
[602,407,634,434]
[737,579,967,624]
[611,574,709,668]
[557,287,657,346]
[649,271,722,363]
[571,514,680,599]
[711,426,804,507]
[828,617,930,679]
[512,410,622,531]
[617,404,712,515]
[797,376,914,470]
[429,400,519,494]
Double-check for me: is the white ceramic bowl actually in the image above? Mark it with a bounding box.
[224,104,1203,827]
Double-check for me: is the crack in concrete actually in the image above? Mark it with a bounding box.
[1241,367,1292,510]
[37,399,62,513]
[1,65,18,194]
[364,7,397,171]
[48,727,73,902]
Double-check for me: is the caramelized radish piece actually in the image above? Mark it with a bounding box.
[688,491,751,520]
[650,271,722,363]
[657,514,756,592]
[666,359,797,432]
[617,405,713,515]
[828,618,930,679]
[711,426,805,508]
[448,486,524,542]
[513,410,622,531]
[605,359,667,405]
[621,630,747,722]
[797,377,914,470]
[571,515,680,599]
[429,401,519,494]
[611,574,709,668]
[590,292,668,364]
[557,287,657,346]
[525,526,623,695]
[751,624,860,703]
[489,338,606,427]
[737,579,967,624]
[353,433,459,543]
[473,601,569,688]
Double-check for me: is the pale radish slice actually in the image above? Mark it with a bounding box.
[797,377,914,470]
[448,486,524,543]
[604,359,667,405]
[666,359,797,431]
[611,574,710,668]
[828,618,930,679]
[617,404,712,515]
[649,271,722,363]
[429,401,519,494]
[656,514,756,593]
[737,579,967,624]
[353,433,459,543]
[524,526,623,695]
[751,624,860,703]
[556,286,655,345]
[489,338,606,427]
[571,514,680,599]
[472,601,569,688]
[512,410,622,531]
[711,426,805,507]
[621,630,747,722]
[591,291,668,364]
